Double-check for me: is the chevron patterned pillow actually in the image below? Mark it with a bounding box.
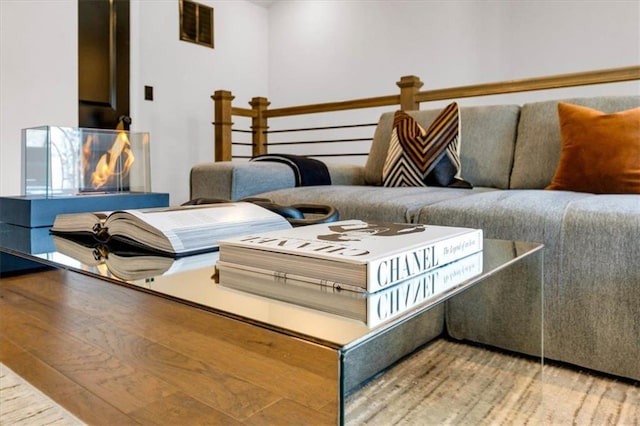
[382,103,471,188]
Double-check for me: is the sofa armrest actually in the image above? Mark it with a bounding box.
[189,161,367,201]
[190,161,296,201]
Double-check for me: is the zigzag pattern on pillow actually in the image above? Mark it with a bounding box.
[382,103,468,188]
[383,127,424,186]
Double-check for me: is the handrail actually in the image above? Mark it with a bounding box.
[231,107,256,118]
[261,66,640,119]
[416,65,640,102]
[265,94,400,118]
[212,66,640,161]
[266,123,377,134]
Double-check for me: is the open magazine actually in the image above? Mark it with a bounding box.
[50,202,292,257]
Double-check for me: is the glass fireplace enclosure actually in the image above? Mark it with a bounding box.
[22,126,151,197]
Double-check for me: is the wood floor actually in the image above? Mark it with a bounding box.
[0,268,340,425]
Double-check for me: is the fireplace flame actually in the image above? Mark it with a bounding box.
[83,132,135,190]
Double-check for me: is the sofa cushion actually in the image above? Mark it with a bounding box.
[416,189,592,285]
[510,96,640,189]
[366,105,520,189]
[382,104,469,188]
[257,185,496,223]
[415,189,594,356]
[326,164,366,185]
[546,103,640,193]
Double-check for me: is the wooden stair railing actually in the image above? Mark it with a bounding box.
[212,65,640,162]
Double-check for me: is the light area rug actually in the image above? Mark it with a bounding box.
[0,363,85,426]
[346,338,640,425]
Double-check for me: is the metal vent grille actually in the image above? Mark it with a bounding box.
[180,0,214,48]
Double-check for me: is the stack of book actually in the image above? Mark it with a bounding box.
[218,250,484,328]
[216,219,484,327]
[217,219,483,293]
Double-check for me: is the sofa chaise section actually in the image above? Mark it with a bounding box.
[554,194,640,380]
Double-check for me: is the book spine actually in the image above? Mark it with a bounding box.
[216,260,366,293]
[366,229,483,292]
[367,251,483,327]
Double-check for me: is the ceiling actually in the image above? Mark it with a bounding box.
[247,0,276,8]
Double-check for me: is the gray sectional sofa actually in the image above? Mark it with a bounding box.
[191,96,640,382]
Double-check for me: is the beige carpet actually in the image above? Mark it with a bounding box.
[346,338,640,425]
[0,363,85,426]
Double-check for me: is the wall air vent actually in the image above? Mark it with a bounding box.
[179,0,214,48]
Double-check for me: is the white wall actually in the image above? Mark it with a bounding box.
[268,0,640,104]
[2,1,639,201]
[264,1,640,162]
[0,0,78,197]
[131,0,269,204]
[0,0,268,204]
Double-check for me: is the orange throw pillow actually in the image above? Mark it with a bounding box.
[546,102,640,193]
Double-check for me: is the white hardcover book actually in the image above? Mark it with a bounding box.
[216,251,484,328]
[218,219,483,292]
